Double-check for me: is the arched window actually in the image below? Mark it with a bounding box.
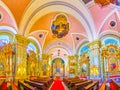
[27,43,37,53]
[0,35,10,46]
[102,37,119,45]
[79,45,89,55]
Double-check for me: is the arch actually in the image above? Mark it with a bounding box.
[76,39,89,55]
[51,58,66,76]
[99,30,120,39]
[27,43,37,53]
[0,26,17,34]
[0,27,16,43]
[28,29,49,49]
[99,30,120,46]
[97,8,120,35]
[102,37,119,45]
[48,47,69,55]
[19,0,96,41]
[0,1,18,30]
[52,58,65,64]
[44,40,72,55]
[28,36,42,55]
[0,35,10,45]
[78,44,89,55]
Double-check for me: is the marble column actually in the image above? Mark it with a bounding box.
[87,40,101,79]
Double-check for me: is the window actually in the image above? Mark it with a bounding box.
[27,43,37,53]
[0,35,9,46]
[103,38,119,45]
[79,45,89,55]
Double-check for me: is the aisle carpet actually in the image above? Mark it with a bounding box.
[1,82,7,90]
[50,79,65,90]
[109,82,117,90]
[1,82,19,90]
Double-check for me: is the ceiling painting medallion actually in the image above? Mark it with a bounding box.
[51,14,69,38]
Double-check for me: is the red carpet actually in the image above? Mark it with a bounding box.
[1,82,7,90]
[1,82,19,90]
[50,79,65,90]
[109,82,117,90]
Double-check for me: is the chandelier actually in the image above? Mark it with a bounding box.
[94,0,118,6]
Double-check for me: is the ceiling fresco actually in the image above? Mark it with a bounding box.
[1,0,120,60]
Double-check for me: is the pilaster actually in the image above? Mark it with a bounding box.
[68,55,78,77]
[14,34,30,79]
[87,40,101,78]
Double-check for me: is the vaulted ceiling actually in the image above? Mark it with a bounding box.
[1,0,120,60]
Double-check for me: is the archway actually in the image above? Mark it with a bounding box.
[51,58,65,78]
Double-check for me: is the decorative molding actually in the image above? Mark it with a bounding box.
[97,8,119,35]
[0,26,17,34]
[76,39,89,55]
[0,11,3,21]
[28,36,42,54]
[71,33,88,54]
[99,30,120,39]
[0,1,18,30]
[86,0,95,8]
[28,30,48,50]
[19,0,96,41]
[44,40,73,55]
[87,39,101,48]
[15,34,30,46]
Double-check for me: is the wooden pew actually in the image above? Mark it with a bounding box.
[66,79,80,86]
[68,80,87,88]
[98,81,106,90]
[63,78,80,86]
[111,79,120,90]
[0,79,5,88]
[72,80,93,90]
[31,80,49,88]
[37,78,53,85]
[38,78,53,85]
[24,80,47,90]
[84,81,99,90]
[18,81,37,90]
